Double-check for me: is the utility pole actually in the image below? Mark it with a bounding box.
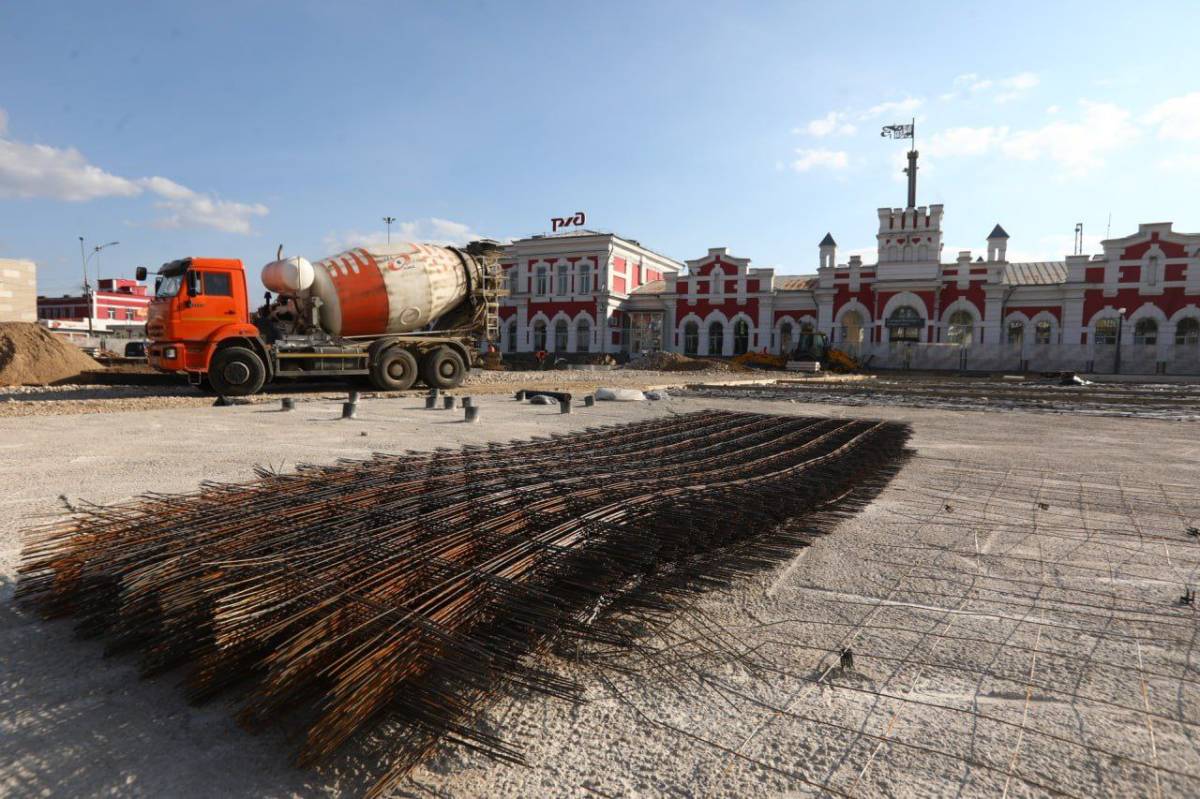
[79,237,92,335]
[383,216,396,245]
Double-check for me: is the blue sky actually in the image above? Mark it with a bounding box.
[3,0,1199,297]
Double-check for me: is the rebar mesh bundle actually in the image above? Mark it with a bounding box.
[17,410,911,796]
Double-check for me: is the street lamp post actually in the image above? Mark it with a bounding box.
[382,216,396,245]
[81,240,120,336]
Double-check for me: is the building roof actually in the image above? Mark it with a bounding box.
[989,224,1010,239]
[819,233,837,247]
[775,275,819,291]
[631,279,667,294]
[1003,261,1067,286]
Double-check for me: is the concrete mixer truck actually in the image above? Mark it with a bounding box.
[139,240,504,396]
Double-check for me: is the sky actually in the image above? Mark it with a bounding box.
[3,0,1199,299]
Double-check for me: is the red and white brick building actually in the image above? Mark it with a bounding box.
[37,277,151,333]
[498,198,1200,375]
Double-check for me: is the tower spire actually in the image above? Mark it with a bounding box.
[881,118,918,208]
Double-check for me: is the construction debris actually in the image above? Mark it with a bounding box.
[596,387,645,401]
[17,411,910,796]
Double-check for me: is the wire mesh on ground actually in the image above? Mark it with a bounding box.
[16,410,911,797]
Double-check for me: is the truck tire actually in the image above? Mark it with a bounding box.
[209,347,267,396]
[371,347,418,391]
[420,346,466,389]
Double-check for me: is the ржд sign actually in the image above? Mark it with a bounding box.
[551,212,586,232]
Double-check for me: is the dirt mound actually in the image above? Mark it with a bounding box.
[622,351,748,372]
[0,323,102,386]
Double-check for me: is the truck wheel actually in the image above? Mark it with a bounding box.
[420,346,466,389]
[371,347,418,391]
[209,347,266,396]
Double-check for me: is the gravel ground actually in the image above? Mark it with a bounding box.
[2,395,1198,797]
[0,370,771,417]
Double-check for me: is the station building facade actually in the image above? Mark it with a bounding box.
[498,201,1200,375]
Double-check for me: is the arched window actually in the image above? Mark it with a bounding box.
[779,322,794,355]
[554,319,569,351]
[575,319,590,353]
[684,321,699,355]
[532,320,547,351]
[1133,318,1158,346]
[1176,317,1200,346]
[1035,320,1053,345]
[888,306,922,343]
[1006,320,1024,347]
[840,311,863,346]
[506,319,518,353]
[947,310,974,346]
[1094,318,1118,346]
[707,321,724,356]
[733,320,750,355]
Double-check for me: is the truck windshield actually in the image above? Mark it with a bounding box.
[155,273,184,298]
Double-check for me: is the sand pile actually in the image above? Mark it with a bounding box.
[0,323,101,386]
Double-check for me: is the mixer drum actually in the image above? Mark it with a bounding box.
[263,241,481,337]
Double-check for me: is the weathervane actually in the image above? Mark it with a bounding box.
[882,118,918,209]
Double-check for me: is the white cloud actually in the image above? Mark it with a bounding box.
[0,137,141,201]
[1003,101,1137,174]
[947,72,1039,103]
[862,97,922,119]
[1145,92,1200,141]
[1046,105,1060,114]
[322,218,489,252]
[140,176,268,235]
[0,107,267,233]
[927,126,1008,157]
[993,72,1039,103]
[799,111,857,137]
[1158,153,1200,172]
[790,148,849,172]
[922,101,1137,176]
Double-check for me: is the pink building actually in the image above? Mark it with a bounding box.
[497,199,1200,375]
[38,278,151,329]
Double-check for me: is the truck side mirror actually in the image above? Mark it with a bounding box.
[135,266,148,281]
[186,271,199,297]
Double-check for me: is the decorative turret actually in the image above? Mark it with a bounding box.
[819,233,837,269]
[876,204,944,263]
[987,224,1009,262]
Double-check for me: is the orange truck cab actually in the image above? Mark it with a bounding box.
[141,258,271,392]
